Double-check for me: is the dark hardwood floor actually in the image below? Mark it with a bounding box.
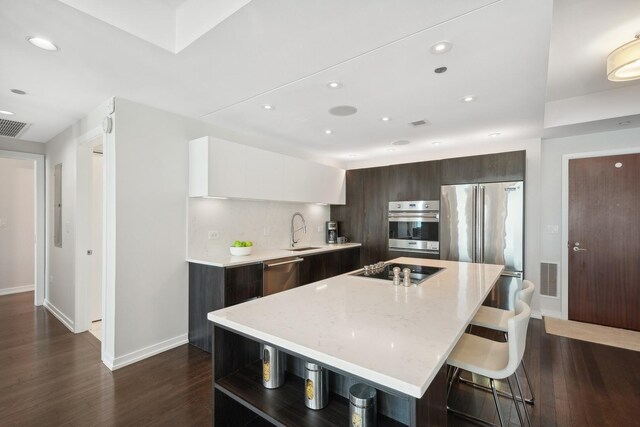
[0,292,211,426]
[2,291,639,426]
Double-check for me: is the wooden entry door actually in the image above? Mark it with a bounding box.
[568,153,640,331]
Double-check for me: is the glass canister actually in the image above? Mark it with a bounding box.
[349,383,377,427]
[262,344,285,389]
[304,362,329,410]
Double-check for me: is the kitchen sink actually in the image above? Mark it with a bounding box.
[287,247,320,252]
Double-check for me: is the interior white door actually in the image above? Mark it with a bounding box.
[90,153,103,322]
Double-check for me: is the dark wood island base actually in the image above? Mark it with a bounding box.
[211,325,448,426]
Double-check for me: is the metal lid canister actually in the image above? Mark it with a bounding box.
[304,362,329,410]
[262,344,285,389]
[349,383,377,427]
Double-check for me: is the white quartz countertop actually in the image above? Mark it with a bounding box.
[187,242,361,267]
[208,257,504,398]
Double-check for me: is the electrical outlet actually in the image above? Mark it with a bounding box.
[263,227,270,236]
[317,225,323,233]
[0,218,7,228]
[547,225,559,234]
[208,230,220,240]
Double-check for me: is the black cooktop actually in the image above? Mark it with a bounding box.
[350,263,444,285]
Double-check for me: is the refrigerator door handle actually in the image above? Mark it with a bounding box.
[479,185,485,263]
[472,185,477,262]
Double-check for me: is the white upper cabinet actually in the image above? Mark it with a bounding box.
[189,136,345,204]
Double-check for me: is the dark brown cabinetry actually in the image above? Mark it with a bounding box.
[189,262,262,353]
[331,150,525,266]
[440,150,526,185]
[299,246,360,285]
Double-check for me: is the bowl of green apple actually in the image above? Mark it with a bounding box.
[230,240,253,256]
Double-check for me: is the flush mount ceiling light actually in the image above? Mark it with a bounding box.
[380,116,391,122]
[26,36,59,51]
[461,95,476,103]
[0,110,15,115]
[430,41,452,54]
[607,33,640,81]
[488,132,501,137]
[324,129,333,135]
[326,81,343,89]
[261,104,275,110]
[10,89,27,95]
[392,140,410,146]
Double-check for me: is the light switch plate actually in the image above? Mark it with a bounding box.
[546,225,559,234]
[0,218,7,228]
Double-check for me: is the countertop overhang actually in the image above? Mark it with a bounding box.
[208,257,504,398]
[187,242,361,268]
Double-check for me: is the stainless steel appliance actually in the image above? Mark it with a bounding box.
[388,200,440,254]
[326,221,338,244]
[263,257,303,296]
[350,261,444,285]
[440,181,524,277]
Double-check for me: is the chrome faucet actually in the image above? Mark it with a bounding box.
[290,212,307,247]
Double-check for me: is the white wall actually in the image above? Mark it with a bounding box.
[0,158,34,295]
[0,136,46,155]
[45,100,110,331]
[538,127,640,316]
[188,198,330,258]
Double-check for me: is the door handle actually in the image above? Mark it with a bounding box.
[264,258,304,268]
[572,246,587,252]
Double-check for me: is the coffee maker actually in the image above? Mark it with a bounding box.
[326,221,338,244]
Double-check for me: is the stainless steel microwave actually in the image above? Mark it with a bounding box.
[388,200,439,254]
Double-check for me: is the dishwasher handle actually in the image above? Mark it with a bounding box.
[264,257,304,269]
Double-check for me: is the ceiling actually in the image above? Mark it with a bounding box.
[1,0,639,167]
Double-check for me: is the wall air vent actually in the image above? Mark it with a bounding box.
[0,118,29,138]
[409,119,430,127]
[540,262,558,297]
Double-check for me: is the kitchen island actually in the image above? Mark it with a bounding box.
[208,257,504,426]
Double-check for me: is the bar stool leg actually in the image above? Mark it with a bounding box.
[490,378,505,427]
[506,376,525,427]
[521,362,536,403]
[514,371,533,426]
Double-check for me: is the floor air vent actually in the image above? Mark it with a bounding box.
[540,262,558,297]
[0,118,29,138]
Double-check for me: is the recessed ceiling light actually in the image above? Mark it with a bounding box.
[434,66,448,74]
[430,41,452,54]
[10,89,27,95]
[326,81,343,89]
[618,120,632,126]
[380,116,391,122]
[26,36,59,51]
[261,104,275,110]
[387,148,396,152]
[461,95,476,103]
[348,154,359,158]
[324,129,333,135]
[488,132,501,137]
[432,141,442,145]
[0,110,16,115]
[392,140,410,146]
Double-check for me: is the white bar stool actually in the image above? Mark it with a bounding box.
[467,280,536,404]
[447,300,532,427]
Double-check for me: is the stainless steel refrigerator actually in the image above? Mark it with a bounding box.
[440,181,524,278]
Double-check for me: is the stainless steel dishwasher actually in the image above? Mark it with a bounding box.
[263,257,304,296]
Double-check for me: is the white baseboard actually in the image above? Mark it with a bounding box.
[539,309,562,319]
[0,284,34,296]
[102,352,115,371]
[109,334,189,371]
[531,310,543,320]
[43,299,75,332]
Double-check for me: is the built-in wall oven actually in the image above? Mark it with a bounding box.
[388,200,439,254]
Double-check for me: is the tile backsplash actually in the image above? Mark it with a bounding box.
[188,198,330,257]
